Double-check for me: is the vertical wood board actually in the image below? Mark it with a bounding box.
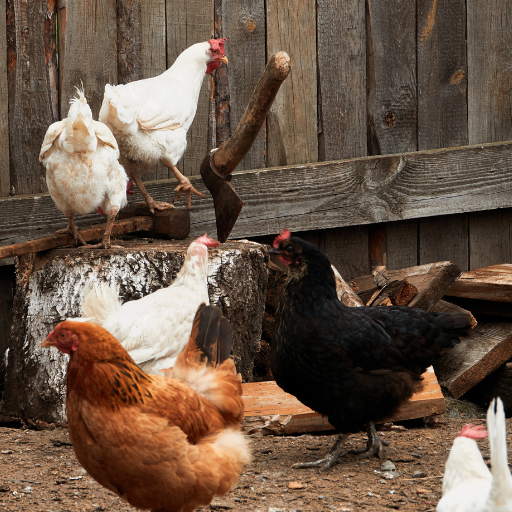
[166,0,212,177]
[0,0,9,197]
[117,0,143,85]
[59,0,118,120]
[266,0,318,167]
[386,219,418,270]
[9,0,58,195]
[221,0,266,170]
[317,0,366,161]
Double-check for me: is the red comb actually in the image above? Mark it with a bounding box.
[195,233,220,248]
[459,424,488,439]
[273,229,291,248]
[208,37,227,55]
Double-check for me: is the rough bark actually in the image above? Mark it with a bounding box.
[3,240,268,423]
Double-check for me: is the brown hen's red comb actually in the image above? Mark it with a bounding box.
[459,424,488,439]
[273,229,291,248]
[208,37,227,55]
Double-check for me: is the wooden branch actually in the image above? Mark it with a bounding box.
[2,140,512,245]
[242,368,445,436]
[433,322,512,398]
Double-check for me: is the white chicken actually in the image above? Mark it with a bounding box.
[437,397,512,512]
[40,88,129,249]
[71,234,220,374]
[98,38,228,212]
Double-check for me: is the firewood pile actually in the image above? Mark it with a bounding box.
[248,261,512,435]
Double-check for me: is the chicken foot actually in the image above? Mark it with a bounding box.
[131,174,175,214]
[55,214,87,246]
[87,207,123,249]
[292,433,350,470]
[163,159,206,210]
[349,422,390,459]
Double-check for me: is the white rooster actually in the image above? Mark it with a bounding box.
[437,397,512,512]
[99,38,228,212]
[72,234,220,374]
[40,88,129,249]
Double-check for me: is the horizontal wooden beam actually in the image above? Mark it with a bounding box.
[1,139,512,249]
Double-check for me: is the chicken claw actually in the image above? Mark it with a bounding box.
[56,215,87,246]
[173,178,207,210]
[292,433,350,470]
[349,422,390,459]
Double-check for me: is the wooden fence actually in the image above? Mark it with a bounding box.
[1,0,512,279]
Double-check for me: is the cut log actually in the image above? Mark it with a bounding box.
[446,264,512,302]
[352,261,462,311]
[332,265,365,307]
[242,368,445,435]
[2,239,268,423]
[433,322,512,398]
[432,299,478,329]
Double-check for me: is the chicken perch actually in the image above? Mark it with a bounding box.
[41,305,251,512]
[99,39,228,212]
[40,88,129,249]
[269,229,473,469]
[71,234,219,374]
[437,397,512,511]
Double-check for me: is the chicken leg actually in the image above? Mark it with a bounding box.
[163,159,206,210]
[349,422,390,459]
[87,206,123,249]
[55,213,87,246]
[130,174,175,214]
[292,433,350,470]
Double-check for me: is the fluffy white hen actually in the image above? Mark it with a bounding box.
[99,39,228,212]
[72,234,220,374]
[437,397,512,512]
[40,88,129,249]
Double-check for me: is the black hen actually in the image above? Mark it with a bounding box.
[269,229,472,469]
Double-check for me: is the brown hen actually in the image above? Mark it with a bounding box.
[42,304,250,512]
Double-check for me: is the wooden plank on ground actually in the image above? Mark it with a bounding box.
[242,369,445,435]
[317,0,365,161]
[446,264,512,302]
[266,0,317,166]
[467,1,512,271]
[0,0,9,197]
[9,0,58,195]
[166,0,212,177]
[59,0,117,120]
[220,0,266,171]
[433,322,512,398]
[352,261,462,312]
[3,140,512,244]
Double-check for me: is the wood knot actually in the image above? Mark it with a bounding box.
[245,18,257,33]
[450,69,465,85]
[384,111,396,128]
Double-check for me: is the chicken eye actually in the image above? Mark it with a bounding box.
[286,245,294,253]
[60,333,66,338]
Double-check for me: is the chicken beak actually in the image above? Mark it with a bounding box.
[220,56,228,65]
[41,337,55,348]
[268,248,281,256]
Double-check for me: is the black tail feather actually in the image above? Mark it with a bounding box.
[192,304,233,365]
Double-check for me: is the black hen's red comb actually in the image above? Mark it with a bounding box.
[273,229,291,248]
[208,37,227,55]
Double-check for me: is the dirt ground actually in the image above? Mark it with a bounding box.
[0,402,501,512]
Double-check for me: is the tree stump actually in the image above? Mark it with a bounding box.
[2,239,268,423]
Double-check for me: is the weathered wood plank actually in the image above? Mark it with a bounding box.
[352,261,462,312]
[59,0,117,119]
[317,0,366,161]
[0,0,9,197]
[434,322,512,398]
[419,213,469,271]
[386,220,418,270]
[117,0,142,85]
[242,369,445,435]
[220,0,266,170]
[467,1,512,271]
[417,0,468,150]
[140,0,167,182]
[446,264,512,302]
[266,0,317,166]
[166,0,212,177]
[2,140,512,245]
[9,0,58,195]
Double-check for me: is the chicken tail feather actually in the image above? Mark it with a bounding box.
[192,303,233,366]
[81,281,122,325]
